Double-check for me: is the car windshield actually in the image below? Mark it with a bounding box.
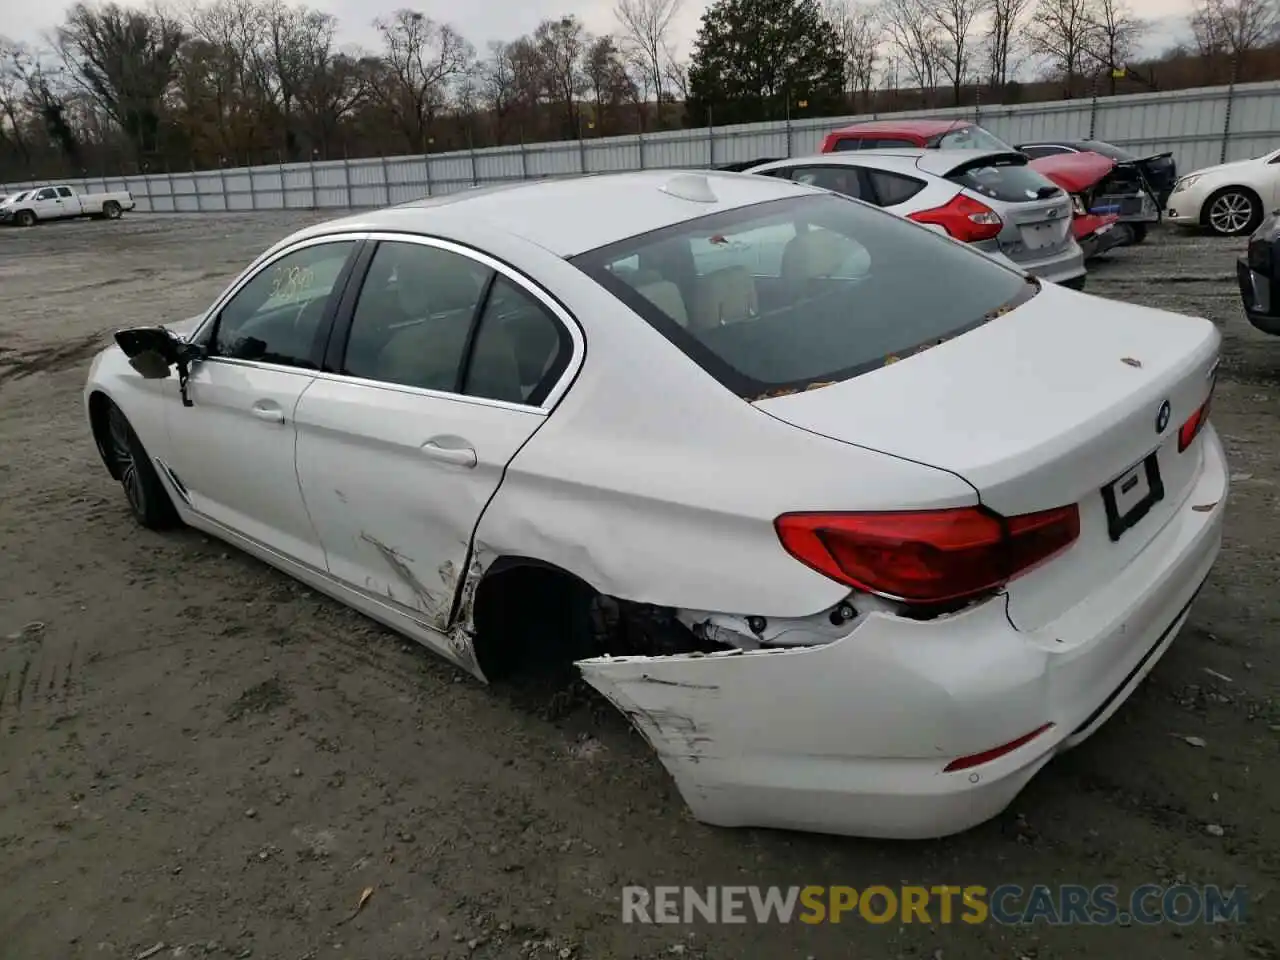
[2,191,27,203]
[570,193,1036,399]
[929,125,1014,152]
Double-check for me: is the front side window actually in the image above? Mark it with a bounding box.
[211,240,356,368]
[36,188,56,201]
[342,240,492,392]
[572,193,1034,398]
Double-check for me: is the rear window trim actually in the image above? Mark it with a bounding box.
[568,194,1039,401]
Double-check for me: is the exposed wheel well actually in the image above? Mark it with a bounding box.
[470,556,719,683]
[1202,184,1262,225]
[88,391,121,480]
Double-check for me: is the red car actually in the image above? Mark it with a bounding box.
[820,120,1123,259]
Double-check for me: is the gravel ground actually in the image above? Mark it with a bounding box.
[0,213,1278,960]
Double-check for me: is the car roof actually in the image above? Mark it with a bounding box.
[827,118,974,137]
[282,171,822,258]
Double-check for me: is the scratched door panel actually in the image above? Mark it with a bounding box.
[292,376,544,664]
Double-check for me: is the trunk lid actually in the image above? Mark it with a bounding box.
[1029,152,1116,193]
[932,152,1075,263]
[753,283,1220,630]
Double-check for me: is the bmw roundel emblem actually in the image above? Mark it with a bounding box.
[1156,400,1172,434]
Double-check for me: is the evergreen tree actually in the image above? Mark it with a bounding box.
[687,0,846,126]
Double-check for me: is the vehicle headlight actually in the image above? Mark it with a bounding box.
[1172,175,1200,194]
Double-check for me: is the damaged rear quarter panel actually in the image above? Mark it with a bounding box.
[466,254,980,619]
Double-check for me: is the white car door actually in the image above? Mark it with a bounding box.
[291,235,579,663]
[164,236,363,570]
[30,187,62,219]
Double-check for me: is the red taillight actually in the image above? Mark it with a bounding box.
[909,194,1004,243]
[774,505,1080,605]
[1178,391,1213,452]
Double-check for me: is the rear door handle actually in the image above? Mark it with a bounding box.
[421,440,477,468]
[250,402,285,424]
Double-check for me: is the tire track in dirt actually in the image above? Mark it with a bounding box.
[0,624,84,735]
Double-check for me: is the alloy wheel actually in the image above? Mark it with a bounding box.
[108,406,144,515]
[1208,191,1255,235]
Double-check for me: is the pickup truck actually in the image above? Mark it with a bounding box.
[0,184,136,227]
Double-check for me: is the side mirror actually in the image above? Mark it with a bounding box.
[115,327,201,374]
[115,326,205,406]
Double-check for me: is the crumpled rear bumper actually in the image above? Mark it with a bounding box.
[578,429,1228,839]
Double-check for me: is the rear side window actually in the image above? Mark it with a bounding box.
[949,160,1062,203]
[831,138,863,152]
[56,187,73,198]
[867,170,927,206]
[571,193,1034,399]
[786,166,867,201]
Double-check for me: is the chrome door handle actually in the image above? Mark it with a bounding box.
[250,403,285,424]
[421,441,477,468]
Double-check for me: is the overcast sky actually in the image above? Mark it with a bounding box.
[0,0,1195,65]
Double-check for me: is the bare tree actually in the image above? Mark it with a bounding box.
[1086,0,1146,92]
[825,0,881,108]
[930,0,988,105]
[1027,0,1102,96]
[535,16,588,138]
[614,0,682,110]
[186,0,273,157]
[0,39,31,162]
[1190,0,1278,77]
[879,0,943,98]
[585,34,635,133]
[983,0,1033,88]
[481,41,521,140]
[372,9,473,152]
[294,48,367,158]
[57,2,186,161]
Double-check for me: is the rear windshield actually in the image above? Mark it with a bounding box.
[1077,140,1136,161]
[949,159,1062,203]
[929,125,1014,152]
[570,193,1035,399]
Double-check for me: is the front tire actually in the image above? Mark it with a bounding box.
[1204,187,1262,237]
[15,209,35,227]
[103,200,122,220]
[1129,223,1149,244]
[104,402,179,529]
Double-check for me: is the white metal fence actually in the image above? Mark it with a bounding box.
[5,80,1280,213]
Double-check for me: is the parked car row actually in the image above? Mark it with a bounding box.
[0,183,136,226]
[86,167,1225,841]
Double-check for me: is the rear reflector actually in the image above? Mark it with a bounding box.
[943,723,1055,772]
[774,504,1080,606]
[908,194,1004,243]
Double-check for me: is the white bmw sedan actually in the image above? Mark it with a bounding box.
[85,170,1226,839]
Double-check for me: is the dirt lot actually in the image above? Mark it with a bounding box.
[0,213,1277,960]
